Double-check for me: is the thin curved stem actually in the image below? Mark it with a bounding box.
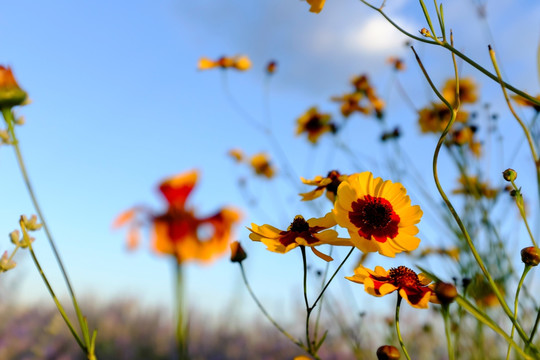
[395,294,412,360]
[506,265,531,360]
[300,246,313,352]
[442,306,455,360]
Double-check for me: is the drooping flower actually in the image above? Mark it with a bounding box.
[248,213,352,261]
[306,0,326,13]
[249,152,276,179]
[296,107,336,144]
[417,102,468,133]
[299,170,348,202]
[113,170,242,264]
[0,66,28,108]
[333,172,423,257]
[512,94,540,112]
[197,55,251,71]
[442,77,478,105]
[346,265,435,308]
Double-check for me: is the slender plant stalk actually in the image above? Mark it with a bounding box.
[395,294,412,360]
[506,265,531,360]
[300,246,314,353]
[174,263,189,360]
[442,306,455,360]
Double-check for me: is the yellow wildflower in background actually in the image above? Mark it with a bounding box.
[249,152,275,179]
[299,170,348,203]
[452,175,499,199]
[248,213,352,261]
[197,55,251,71]
[418,102,468,133]
[296,107,335,144]
[442,77,478,105]
[512,94,540,112]
[346,265,436,309]
[228,148,244,162]
[306,0,326,13]
[333,172,423,257]
[331,92,369,118]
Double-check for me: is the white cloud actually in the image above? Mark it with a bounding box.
[344,16,414,54]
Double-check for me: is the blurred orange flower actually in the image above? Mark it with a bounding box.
[442,77,478,105]
[249,152,276,179]
[452,175,499,199]
[418,102,468,133]
[296,107,336,144]
[387,57,406,71]
[0,66,28,108]
[248,213,352,261]
[512,94,540,112]
[113,170,242,264]
[299,170,348,203]
[306,0,326,13]
[198,55,251,71]
[346,265,436,308]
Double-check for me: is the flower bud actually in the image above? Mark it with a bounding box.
[266,61,277,74]
[434,282,458,305]
[502,168,517,182]
[376,345,401,360]
[230,241,247,263]
[521,246,540,266]
[9,230,20,245]
[0,66,28,109]
[22,214,42,231]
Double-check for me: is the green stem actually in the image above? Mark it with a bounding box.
[175,263,188,360]
[442,306,455,360]
[411,46,531,345]
[300,246,313,353]
[1,107,90,346]
[507,265,531,360]
[238,263,305,349]
[395,294,412,360]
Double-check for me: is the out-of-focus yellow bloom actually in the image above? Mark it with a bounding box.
[512,94,540,112]
[336,74,385,119]
[448,125,482,157]
[197,55,251,71]
[249,152,275,178]
[296,107,336,144]
[0,66,28,108]
[419,247,460,261]
[306,0,326,13]
[299,170,348,203]
[442,77,478,105]
[387,57,406,71]
[333,172,423,257]
[469,274,505,308]
[113,170,242,264]
[346,265,436,309]
[331,93,370,118]
[228,148,244,162]
[418,102,468,133]
[452,175,499,199]
[248,213,352,261]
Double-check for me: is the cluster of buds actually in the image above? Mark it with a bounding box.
[1,215,42,274]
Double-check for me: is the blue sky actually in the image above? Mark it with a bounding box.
[1,0,539,326]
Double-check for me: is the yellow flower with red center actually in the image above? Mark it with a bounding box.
[296,107,336,144]
[248,213,352,261]
[0,66,28,108]
[333,172,423,257]
[113,170,242,264]
[249,152,275,179]
[197,55,251,71]
[418,102,469,133]
[442,77,478,105]
[346,265,435,308]
[306,0,326,13]
[299,170,348,203]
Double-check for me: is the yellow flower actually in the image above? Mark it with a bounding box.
[197,55,251,71]
[306,0,326,13]
[333,172,423,257]
[248,213,352,261]
[442,77,478,105]
[331,93,369,118]
[296,107,335,144]
[512,94,540,112]
[228,148,244,162]
[0,66,28,108]
[299,170,348,203]
[418,102,468,133]
[448,125,482,157]
[250,152,275,178]
[346,265,435,309]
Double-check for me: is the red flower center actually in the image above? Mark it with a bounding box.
[388,266,421,288]
[348,195,400,242]
[279,216,321,247]
[305,115,323,132]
